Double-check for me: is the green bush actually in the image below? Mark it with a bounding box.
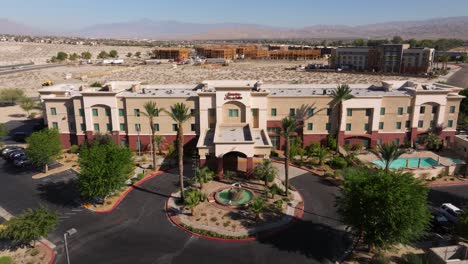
[344,144,352,152]
[30,249,39,256]
[327,135,337,150]
[69,145,79,154]
[137,173,145,180]
[0,256,12,264]
[324,172,334,178]
[269,184,284,196]
[352,143,363,151]
[224,170,235,180]
[328,156,348,169]
[90,82,102,87]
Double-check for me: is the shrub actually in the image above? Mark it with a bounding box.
[328,156,348,169]
[274,200,283,210]
[0,256,12,264]
[352,143,363,151]
[324,172,334,178]
[224,170,235,180]
[269,184,284,196]
[223,221,231,227]
[30,249,39,256]
[344,144,352,152]
[90,82,102,87]
[183,188,206,215]
[210,217,217,222]
[137,173,145,180]
[327,135,337,150]
[69,145,79,154]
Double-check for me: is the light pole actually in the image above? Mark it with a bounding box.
[64,228,77,264]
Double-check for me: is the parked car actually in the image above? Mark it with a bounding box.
[7,150,26,161]
[439,203,464,223]
[1,146,24,158]
[13,156,30,167]
[430,212,452,234]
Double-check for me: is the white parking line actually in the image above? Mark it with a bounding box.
[0,206,13,220]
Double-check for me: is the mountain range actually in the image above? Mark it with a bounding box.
[1,16,468,40]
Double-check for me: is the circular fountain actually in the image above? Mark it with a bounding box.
[214,183,254,207]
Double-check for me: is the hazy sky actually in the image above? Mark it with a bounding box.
[2,0,468,30]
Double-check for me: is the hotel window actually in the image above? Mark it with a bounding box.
[270,136,280,149]
[326,108,332,116]
[271,108,277,116]
[92,109,98,116]
[252,109,258,117]
[394,138,400,146]
[80,124,86,132]
[154,124,159,131]
[450,106,456,113]
[119,109,125,116]
[120,124,126,131]
[209,108,216,117]
[347,109,352,116]
[432,106,438,114]
[448,120,454,128]
[51,107,57,115]
[52,122,58,129]
[307,123,313,131]
[396,122,402,129]
[172,124,178,131]
[397,107,403,115]
[106,123,112,131]
[407,106,412,114]
[228,109,239,117]
[406,120,411,128]
[267,127,280,134]
[79,109,84,116]
[380,108,385,115]
[191,124,196,131]
[420,106,425,114]
[418,120,423,128]
[105,108,111,116]
[379,122,384,130]
[307,108,314,117]
[326,123,331,131]
[346,123,351,131]
[289,108,296,117]
[94,123,100,132]
[364,123,369,131]
[135,124,141,131]
[134,109,140,117]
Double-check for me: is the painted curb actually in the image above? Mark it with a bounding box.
[164,180,305,242]
[93,171,164,214]
[39,240,56,264]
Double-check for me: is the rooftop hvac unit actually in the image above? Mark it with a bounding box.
[326,89,333,95]
[166,90,173,94]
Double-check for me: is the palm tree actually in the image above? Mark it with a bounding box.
[314,146,330,166]
[165,103,192,202]
[280,116,297,196]
[142,101,163,170]
[331,84,354,152]
[195,167,214,190]
[253,159,278,192]
[371,143,405,172]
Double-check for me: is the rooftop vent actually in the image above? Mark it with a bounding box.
[166,90,173,94]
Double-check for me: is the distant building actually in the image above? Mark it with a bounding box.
[331,44,435,74]
[153,48,192,60]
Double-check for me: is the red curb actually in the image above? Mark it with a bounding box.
[93,171,164,214]
[429,181,468,187]
[39,241,56,264]
[164,181,305,242]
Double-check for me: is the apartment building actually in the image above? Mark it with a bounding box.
[39,80,463,174]
[152,48,192,60]
[331,44,435,74]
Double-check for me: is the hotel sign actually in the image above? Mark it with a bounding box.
[224,92,242,100]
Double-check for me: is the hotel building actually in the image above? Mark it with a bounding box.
[39,80,463,174]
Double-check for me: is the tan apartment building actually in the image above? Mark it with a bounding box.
[152,48,192,60]
[39,80,463,176]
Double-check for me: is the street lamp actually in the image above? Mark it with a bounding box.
[64,228,77,264]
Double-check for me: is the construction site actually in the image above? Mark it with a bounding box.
[152,48,192,60]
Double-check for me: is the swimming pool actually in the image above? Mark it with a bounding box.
[373,157,440,169]
[446,158,465,165]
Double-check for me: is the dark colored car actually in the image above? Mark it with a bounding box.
[7,150,26,161]
[1,146,24,158]
[13,132,28,142]
[14,156,31,167]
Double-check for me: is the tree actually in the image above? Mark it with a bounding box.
[126,52,133,58]
[371,143,405,172]
[249,196,266,220]
[142,101,163,170]
[0,206,58,246]
[109,50,118,58]
[135,51,141,58]
[438,55,450,70]
[164,103,193,202]
[421,132,443,151]
[461,53,468,63]
[154,135,165,155]
[391,35,404,44]
[97,51,109,59]
[81,51,92,60]
[253,159,278,192]
[352,38,366,46]
[0,88,25,104]
[194,167,214,190]
[56,51,68,61]
[280,116,297,196]
[331,84,354,151]
[19,97,35,116]
[0,123,8,147]
[313,146,330,166]
[26,128,62,173]
[77,141,133,200]
[69,53,80,61]
[183,189,206,215]
[336,168,431,251]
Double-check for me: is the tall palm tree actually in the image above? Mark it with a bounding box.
[371,143,405,172]
[165,103,192,202]
[331,84,354,152]
[280,116,297,196]
[142,101,163,170]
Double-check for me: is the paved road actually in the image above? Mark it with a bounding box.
[0,158,350,264]
[0,64,62,75]
[428,184,468,208]
[447,63,468,88]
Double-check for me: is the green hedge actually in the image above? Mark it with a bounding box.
[181,224,250,240]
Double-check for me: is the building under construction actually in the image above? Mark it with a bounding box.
[269,49,322,60]
[236,45,269,59]
[195,46,237,59]
[153,48,191,60]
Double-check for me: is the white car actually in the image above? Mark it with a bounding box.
[439,203,463,223]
